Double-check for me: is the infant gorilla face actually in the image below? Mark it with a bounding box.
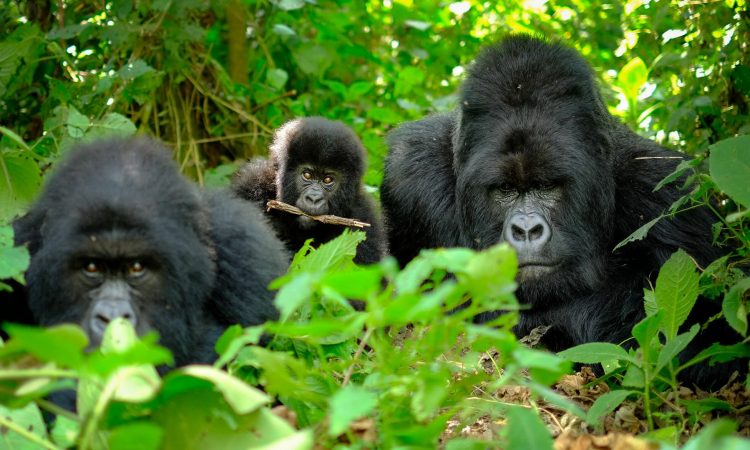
[293,166,339,227]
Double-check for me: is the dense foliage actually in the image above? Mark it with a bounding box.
[1,0,749,449]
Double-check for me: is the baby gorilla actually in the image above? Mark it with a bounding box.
[7,137,289,365]
[232,117,386,264]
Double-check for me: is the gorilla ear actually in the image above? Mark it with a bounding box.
[12,207,46,254]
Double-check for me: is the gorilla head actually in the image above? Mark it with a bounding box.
[13,138,285,365]
[270,117,366,229]
[453,37,618,301]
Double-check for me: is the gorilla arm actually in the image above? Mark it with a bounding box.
[381,112,464,266]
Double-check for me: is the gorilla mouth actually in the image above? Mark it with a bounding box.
[517,262,559,279]
[297,215,318,229]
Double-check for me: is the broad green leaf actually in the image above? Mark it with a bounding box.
[632,311,662,352]
[654,250,700,339]
[617,57,648,100]
[653,158,699,192]
[267,68,289,90]
[328,385,377,436]
[367,107,403,125]
[0,151,42,222]
[118,59,156,81]
[4,323,88,367]
[0,403,50,450]
[655,324,699,374]
[179,365,270,414]
[292,43,331,76]
[274,272,315,320]
[404,20,431,31]
[682,419,739,450]
[681,343,750,370]
[109,422,163,450]
[558,342,633,364]
[586,390,635,426]
[66,106,90,138]
[87,113,137,139]
[709,135,750,207]
[0,226,29,282]
[722,277,750,336]
[51,415,79,448]
[322,265,382,300]
[504,406,553,450]
[111,367,161,403]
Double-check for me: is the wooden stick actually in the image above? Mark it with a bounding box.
[266,200,371,228]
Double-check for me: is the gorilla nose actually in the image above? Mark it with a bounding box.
[90,300,137,337]
[504,213,551,251]
[304,192,325,207]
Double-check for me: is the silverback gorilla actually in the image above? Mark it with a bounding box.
[381,35,743,388]
[5,137,288,366]
[231,117,386,265]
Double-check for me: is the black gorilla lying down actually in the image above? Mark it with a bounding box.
[232,117,386,265]
[6,137,288,366]
[382,35,744,388]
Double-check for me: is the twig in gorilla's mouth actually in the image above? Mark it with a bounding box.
[266,200,371,228]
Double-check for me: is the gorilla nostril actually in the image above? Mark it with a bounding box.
[510,224,526,241]
[528,223,545,241]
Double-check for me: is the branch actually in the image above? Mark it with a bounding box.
[266,200,371,228]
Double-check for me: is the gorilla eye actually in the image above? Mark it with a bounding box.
[498,182,514,193]
[537,181,555,191]
[83,262,99,276]
[128,261,145,277]
[302,171,313,181]
[322,175,334,185]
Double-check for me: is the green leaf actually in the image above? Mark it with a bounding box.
[504,406,553,450]
[87,113,137,139]
[643,288,657,316]
[179,365,271,414]
[632,312,661,353]
[654,250,700,339]
[0,226,29,282]
[367,107,403,125]
[681,343,750,370]
[709,135,750,208]
[109,422,163,450]
[404,20,431,31]
[558,342,633,364]
[656,324,699,373]
[270,0,306,10]
[267,68,289,90]
[653,158,698,192]
[613,214,663,251]
[66,106,91,138]
[274,272,315,320]
[0,403,50,450]
[586,390,635,426]
[328,385,377,436]
[292,43,331,76]
[722,277,750,336]
[4,323,88,367]
[617,57,648,100]
[272,24,296,37]
[0,151,43,222]
[682,419,738,450]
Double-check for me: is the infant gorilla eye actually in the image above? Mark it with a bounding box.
[83,262,99,275]
[322,175,334,185]
[128,261,145,277]
[497,182,514,193]
[537,181,555,191]
[302,170,313,181]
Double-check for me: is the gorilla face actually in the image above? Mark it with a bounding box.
[289,165,341,228]
[456,113,616,302]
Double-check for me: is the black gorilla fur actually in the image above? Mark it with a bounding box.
[5,137,288,366]
[232,117,386,265]
[382,35,743,388]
